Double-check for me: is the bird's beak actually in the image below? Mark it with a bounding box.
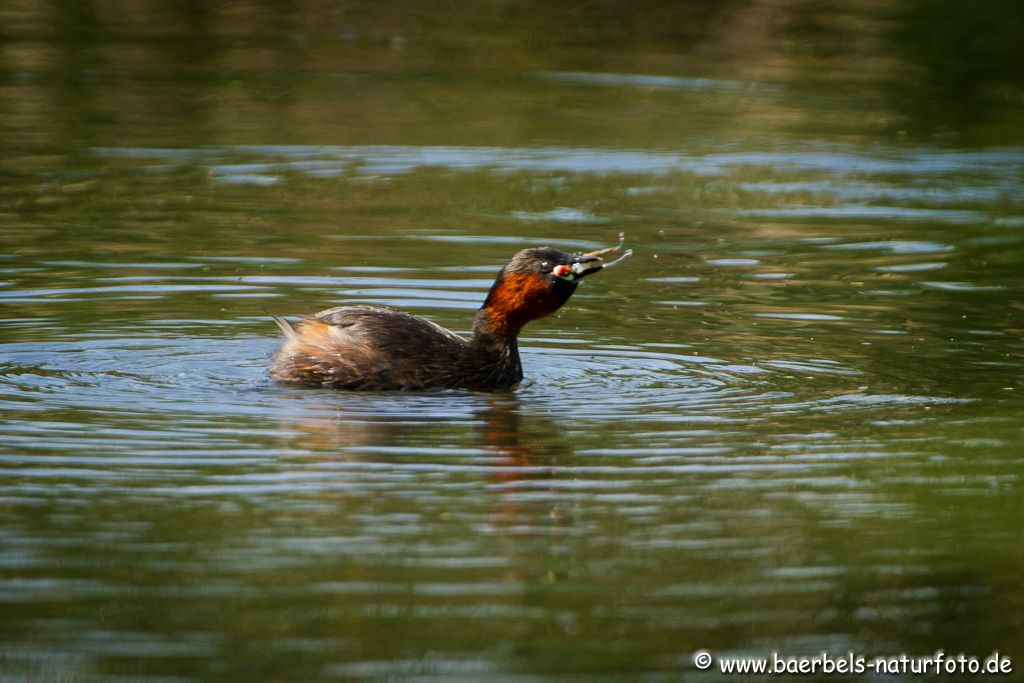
[553,239,634,281]
[568,254,603,279]
[553,255,600,281]
[568,248,633,278]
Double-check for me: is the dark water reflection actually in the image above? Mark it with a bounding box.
[2,1,1024,681]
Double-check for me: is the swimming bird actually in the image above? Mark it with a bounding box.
[270,243,631,390]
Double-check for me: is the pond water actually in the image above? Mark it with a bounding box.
[2,1,1023,680]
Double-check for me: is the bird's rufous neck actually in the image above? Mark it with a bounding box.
[473,271,556,340]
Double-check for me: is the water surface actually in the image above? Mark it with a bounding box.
[2,1,1023,680]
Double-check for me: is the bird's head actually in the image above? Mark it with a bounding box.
[478,246,621,336]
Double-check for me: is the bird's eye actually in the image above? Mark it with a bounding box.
[539,261,553,273]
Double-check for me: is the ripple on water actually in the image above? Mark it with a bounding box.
[0,332,929,496]
[822,240,954,254]
[0,318,957,436]
[733,205,988,223]
[90,143,1024,187]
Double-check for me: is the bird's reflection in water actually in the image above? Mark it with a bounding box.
[274,389,575,539]
[474,398,576,587]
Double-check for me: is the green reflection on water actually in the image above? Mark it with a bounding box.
[1,1,1023,681]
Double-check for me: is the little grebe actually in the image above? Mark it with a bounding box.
[270,244,631,391]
